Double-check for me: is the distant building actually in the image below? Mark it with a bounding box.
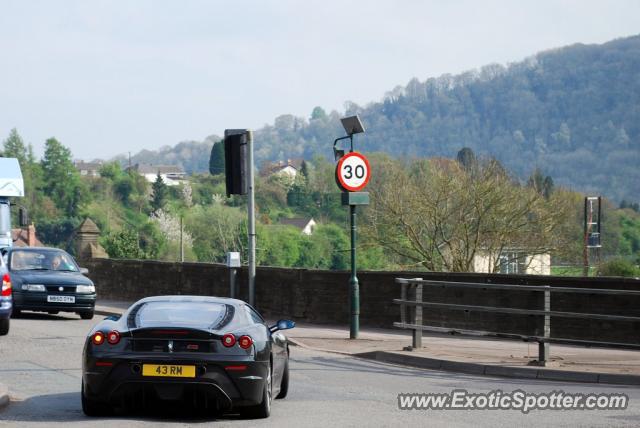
[75,161,103,177]
[473,249,551,275]
[279,218,317,236]
[11,224,43,247]
[127,163,186,186]
[261,159,304,179]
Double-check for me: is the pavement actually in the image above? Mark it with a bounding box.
[92,299,640,387]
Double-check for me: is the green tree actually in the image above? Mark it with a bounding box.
[151,173,168,212]
[313,224,349,270]
[296,235,329,268]
[41,137,89,218]
[209,140,225,175]
[528,168,555,199]
[3,128,28,164]
[456,147,477,172]
[102,228,144,259]
[299,160,310,179]
[98,161,124,181]
[137,220,165,258]
[310,106,327,121]
[259,226,302,267]
[37,218,82,250]
[185,204,245,262]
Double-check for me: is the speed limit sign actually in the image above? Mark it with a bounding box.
[336,152,371,192]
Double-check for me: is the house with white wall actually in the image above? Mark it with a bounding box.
[127,163,187,186]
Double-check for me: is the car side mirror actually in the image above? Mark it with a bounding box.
[79,267,89,275]
[103,315,120,321]
[270,319,295,332]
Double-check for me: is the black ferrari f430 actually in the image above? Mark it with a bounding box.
[81,295,295,418]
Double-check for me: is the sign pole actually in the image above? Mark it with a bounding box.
[349,203,359,339]
[335,115,368,340]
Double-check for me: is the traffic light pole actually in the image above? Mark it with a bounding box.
[247,130,256,307]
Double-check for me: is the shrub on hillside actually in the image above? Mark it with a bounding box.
[598,258,640,278]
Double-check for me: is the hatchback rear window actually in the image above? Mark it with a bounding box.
[132,301,233,330]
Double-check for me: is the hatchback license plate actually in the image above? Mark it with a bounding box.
[142,364,196,378]
[47,295,75,303]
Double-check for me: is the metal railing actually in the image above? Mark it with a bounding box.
[394,277,640,365]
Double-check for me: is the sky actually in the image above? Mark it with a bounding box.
[1,0,639,160]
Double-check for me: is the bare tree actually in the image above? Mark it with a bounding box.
[365,157,573,272]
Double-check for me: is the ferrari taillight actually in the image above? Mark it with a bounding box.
[221,333,236,347]
[238,335,253,349]
[1,274,11,297]
[107,330,120,345]
[92,331,105,345]
[225,365,247,371]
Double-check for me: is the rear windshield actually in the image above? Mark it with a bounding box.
[133,301,233,330]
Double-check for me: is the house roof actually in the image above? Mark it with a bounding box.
[260,159,304,176]
[279,218,314,230]
[129,163,185,175]
[74,161,103,171]
[11,227,44,247]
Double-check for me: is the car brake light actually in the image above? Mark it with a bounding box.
[225,365,247,371]
[92,331,105,345]
[221,333,236,347]
[238,335,253,349]
[107,330,120,345]
[1,274,11,297]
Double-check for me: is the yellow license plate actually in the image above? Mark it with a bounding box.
[142,364,196,378]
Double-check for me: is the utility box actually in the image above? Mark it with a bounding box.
[226,252,241,268]
[341,192,370,206]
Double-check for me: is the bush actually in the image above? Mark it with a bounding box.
[598,258,640,277]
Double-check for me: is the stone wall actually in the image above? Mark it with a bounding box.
[82,258,640,345]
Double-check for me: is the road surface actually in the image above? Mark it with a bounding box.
[1,313,639,427]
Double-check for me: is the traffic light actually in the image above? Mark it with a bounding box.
[224,129,248,197]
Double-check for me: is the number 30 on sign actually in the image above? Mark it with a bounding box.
[336,152,371,192]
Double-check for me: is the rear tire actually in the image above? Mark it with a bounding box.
[241,362,272,419]
[80,310,94,320]
[81,383,110,417]
[275,359,289,399]
[0,318,9,336]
